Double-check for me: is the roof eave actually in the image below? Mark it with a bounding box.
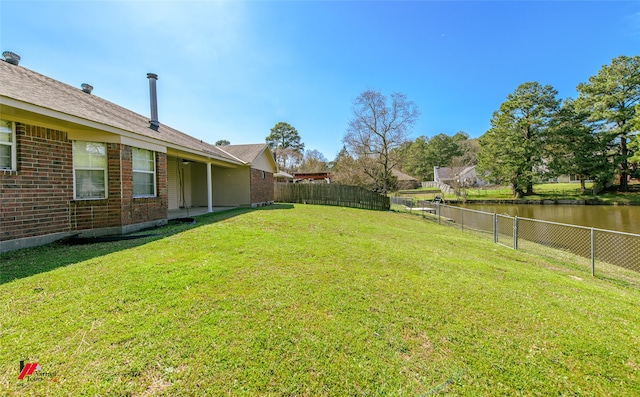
[1,96,244,166]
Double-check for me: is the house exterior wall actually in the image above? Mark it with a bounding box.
[252,151,276,172]
[1,121,167,252]
[190,162,209,207]
[167,157,178,209]
[1,123,74,244]
[167,158,213,209]
[211,166,250,206]
[250,168,274,206]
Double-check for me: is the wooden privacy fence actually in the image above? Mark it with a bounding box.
[275,183,390,211]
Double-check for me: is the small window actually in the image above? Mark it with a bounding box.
[73,141,107,199]
[132,147,156,197]
[0,119,17,171]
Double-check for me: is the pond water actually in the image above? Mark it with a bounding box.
[457,203,640,235]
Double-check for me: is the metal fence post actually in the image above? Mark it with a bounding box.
[591,228,595,277]
[460,207,464,231]
[513,216,518,250]
[493,213,498,244]
[437,202,441,225]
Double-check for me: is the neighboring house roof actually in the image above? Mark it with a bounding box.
[274,171,294,179]
[219,144,272,165]
[435,166,476,181]
[292,172,331,181]
[392,169,418,181]
[0,60,243,165]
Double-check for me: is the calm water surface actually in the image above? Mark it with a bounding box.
[458,204,640,235]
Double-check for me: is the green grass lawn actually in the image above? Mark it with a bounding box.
[2,205,640,396]
[398,182,640,204]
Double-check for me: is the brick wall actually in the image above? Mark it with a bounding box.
[121,148,167,226]
[250,168,274,205]
[1,121,168,247]
[69,142,123,232]
[0,123,73,241]
[69,146,166,230]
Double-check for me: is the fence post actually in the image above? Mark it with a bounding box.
[513,216,519,250]
[591,228,595,277]
[437,202,441,225]
[460,207,464,231]
[493,213,498,244]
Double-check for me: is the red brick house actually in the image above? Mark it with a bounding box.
[0,53,276,252]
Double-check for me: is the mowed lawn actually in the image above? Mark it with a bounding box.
[1,205,639,396]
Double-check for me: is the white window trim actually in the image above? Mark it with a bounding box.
[0,119,17,171]
[73,141,108,200]
[132,147,157,198]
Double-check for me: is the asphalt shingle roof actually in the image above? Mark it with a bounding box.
[0,60,242,165]
[218,144,271,164]
[435,166,476,180]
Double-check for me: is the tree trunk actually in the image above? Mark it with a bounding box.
[620,136,629,192]
[525,181,534,196]
[514,188,524,198]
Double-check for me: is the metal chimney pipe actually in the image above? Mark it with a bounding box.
[147,73,159,131]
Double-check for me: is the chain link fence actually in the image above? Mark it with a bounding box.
[391,198,640,280]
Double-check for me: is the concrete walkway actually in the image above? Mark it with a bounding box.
[167,207,236,220]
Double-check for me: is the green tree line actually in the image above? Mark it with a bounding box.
[478,55,640,197]
[265,55,639,197]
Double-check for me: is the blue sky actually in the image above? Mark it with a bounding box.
[1,1,639,160]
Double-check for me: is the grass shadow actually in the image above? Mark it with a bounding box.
[0,204,295,285]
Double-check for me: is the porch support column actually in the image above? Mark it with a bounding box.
[207,162,213,213]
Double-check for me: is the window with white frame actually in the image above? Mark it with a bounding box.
[0,119,17,171]
[132,147,156,197]
[73,141,107,199]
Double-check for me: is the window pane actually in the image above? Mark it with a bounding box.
[132,148,154,171]
[76,170,105,199]
[0,145,10,168]
[73,141,107,168]
[0,120,11,142]
[133,172,154,196]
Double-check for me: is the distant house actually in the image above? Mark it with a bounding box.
[0,53,276,252]
[391,169,419,190]
[274,170,294,183]
[292,172,331,183]
[434,166,486,187]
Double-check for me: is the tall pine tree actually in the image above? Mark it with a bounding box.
[478,82,560,197]
[576,55,640,191]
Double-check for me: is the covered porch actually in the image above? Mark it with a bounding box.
[166,150,250,213]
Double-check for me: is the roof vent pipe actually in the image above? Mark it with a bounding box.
[81,83,93,94]
[2,51,21,65]
[147,73,160,131]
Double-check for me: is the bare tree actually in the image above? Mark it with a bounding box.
[331,146,372,187]
[298,149,329,172]
[343,90,420,193]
